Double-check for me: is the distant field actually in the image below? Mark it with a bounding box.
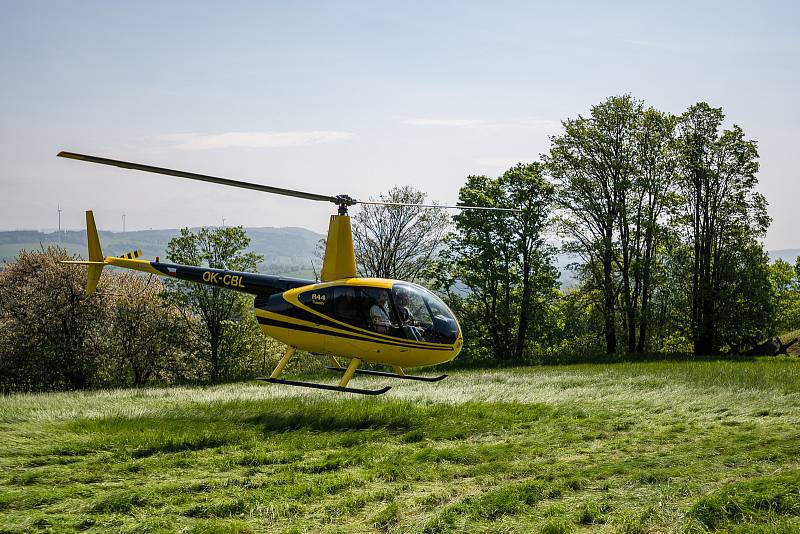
[2,360,800,533]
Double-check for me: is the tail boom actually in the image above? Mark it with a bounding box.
[62,211,315,297]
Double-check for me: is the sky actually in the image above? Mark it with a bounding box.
[1,1,798,249]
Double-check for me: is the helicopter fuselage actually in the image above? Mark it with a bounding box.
[118,258,462,368]
[255,278,463,368]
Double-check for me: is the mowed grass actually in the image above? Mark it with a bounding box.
[1,360,800,533]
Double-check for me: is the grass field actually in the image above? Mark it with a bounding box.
[2,360,800,533]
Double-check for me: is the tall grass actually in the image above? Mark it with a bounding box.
[1,358,799,532]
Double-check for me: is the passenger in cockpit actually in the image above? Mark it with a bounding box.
[395,287,424,341]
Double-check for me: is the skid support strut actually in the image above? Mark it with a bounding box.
[256,349,391,395]
[270,346,296,379]
[338,358,361,388]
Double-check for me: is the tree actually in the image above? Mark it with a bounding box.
[676,103,770,354]
[715,241,775,352]
[165,226,262,381]
[352,185,449,282]
[628,108,678,352]
[0,247,107,392]
[546,95,642,354]
[437,163,558,361]
[795,256,800,283]
[106,272,191,386]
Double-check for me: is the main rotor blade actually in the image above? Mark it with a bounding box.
[57,151,338,204]
[357,200,520,212]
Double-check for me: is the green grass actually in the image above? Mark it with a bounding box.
[2,359,800,532]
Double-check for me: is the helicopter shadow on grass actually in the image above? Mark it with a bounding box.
[232,395,554,442]
[50,399,422,463]
[235,398,422,435]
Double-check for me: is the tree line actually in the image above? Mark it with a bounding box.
[2,94,799,392]
[358,95,800,363]
[0,228,282,393]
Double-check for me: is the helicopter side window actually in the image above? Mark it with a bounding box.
[331,286,403,338]
[331,286,366,329]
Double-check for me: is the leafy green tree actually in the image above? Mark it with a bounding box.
[105,272,193,386]
[676,103,770,354]
[435,163,558,361]
[715,240,775,352]
[548,286,606,363]
[769,258,800,336]
[165,226,263,381]
[629,108,679,352]
[795,256,800,284]
[645,238,694,353]
[0,247,107,392]
[546,95,642,354]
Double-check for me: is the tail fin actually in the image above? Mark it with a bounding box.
[84,211,105,294]
[86,211,103,262]
[60,211,107,295]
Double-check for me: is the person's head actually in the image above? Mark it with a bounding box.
[396,289,409,306]
[377,289,388,303]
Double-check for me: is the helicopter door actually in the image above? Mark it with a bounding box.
[330,286,403,338]
[323,286,406,360]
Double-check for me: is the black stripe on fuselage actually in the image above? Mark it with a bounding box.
[150,262,314,296]
[257,294,451,349]
[256,316,453,351]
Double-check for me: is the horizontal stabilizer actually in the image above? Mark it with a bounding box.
[119,250,142,260]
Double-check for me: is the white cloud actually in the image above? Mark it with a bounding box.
[154,130,356,150]
[402,118,491,127]
[402,118,561,130]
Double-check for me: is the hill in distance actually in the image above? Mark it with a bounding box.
[0,227,324,279]
[768,249,800,265]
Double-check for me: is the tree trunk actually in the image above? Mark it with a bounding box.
[210,333,220,382]
[602,230,617,355]
[636,230,654,353]
[514,255,532,360]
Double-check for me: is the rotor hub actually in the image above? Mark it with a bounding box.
[335,194,357,215]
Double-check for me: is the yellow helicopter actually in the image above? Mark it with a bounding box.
[57,151,515,395]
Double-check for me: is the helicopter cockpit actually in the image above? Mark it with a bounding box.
[294,282,460,345]
[390,283,460,344]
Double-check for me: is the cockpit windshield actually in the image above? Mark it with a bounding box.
[391,283,460,344]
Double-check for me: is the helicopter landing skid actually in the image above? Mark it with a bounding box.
[256,377,392,396]
[325,367,448,382]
